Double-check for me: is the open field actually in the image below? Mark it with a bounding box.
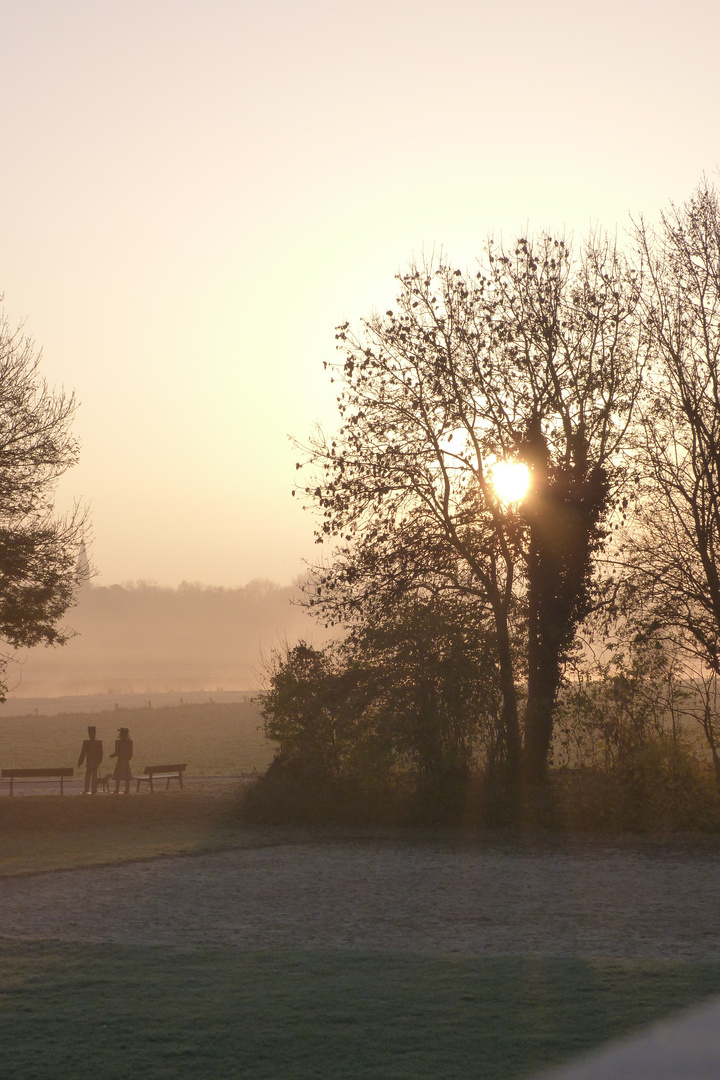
[0,698,273,777]
[2,796,720,1078]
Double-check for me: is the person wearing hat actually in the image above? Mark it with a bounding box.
[110,727,134,795]
[77,725,103,795]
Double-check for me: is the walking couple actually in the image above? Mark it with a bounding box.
[78,725,134,795]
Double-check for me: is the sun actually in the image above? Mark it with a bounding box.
[491,460,530,504]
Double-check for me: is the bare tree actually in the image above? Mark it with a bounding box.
[633,187,720,652]
[0,312,86,696]
[630,181,720,771]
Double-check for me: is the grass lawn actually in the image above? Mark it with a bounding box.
[0,789,261,875]
[1,941,719,1080]
[3,795,720,1078]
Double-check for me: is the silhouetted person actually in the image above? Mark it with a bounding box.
[78,725,103,794]
[110,727,133,795]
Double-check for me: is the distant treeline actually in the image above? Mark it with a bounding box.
[7,579,329,698]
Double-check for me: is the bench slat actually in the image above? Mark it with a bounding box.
[141,765,186,775]
[2,768,74,778]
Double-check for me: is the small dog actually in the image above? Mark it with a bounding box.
[97,774,111,793]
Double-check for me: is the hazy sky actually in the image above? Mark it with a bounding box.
[1,0,718,587]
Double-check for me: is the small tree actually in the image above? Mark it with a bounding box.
[0,312,85,696]
[259,594,505,822]
[556,630,692,772]
[261,640,379,781]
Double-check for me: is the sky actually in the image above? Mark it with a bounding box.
[1,0,719,588]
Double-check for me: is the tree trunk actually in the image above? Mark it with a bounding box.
[522,547,562,788]
[520,434,608,793]
[492,605,523,804]
[487,604,520,820]
[523,655,561,787]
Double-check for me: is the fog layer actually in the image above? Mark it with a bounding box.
[6,580,324,698]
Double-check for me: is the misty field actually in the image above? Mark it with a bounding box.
[3,805,720,1079]
[0,698,273,777]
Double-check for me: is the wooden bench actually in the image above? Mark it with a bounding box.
[135,763,187,792]
[1,767,74,795]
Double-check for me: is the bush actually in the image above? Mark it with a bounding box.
[239,753,413,826]
[239,735,720,833]
[552,742,720,832]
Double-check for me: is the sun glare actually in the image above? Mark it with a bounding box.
[491,460,530,504]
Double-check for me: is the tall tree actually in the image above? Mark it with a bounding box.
[0,312,85,696]
[297,235,645,792]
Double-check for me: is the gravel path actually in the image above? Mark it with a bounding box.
[2,834,720,959]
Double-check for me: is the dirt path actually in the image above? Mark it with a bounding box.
[2,833,720,959]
